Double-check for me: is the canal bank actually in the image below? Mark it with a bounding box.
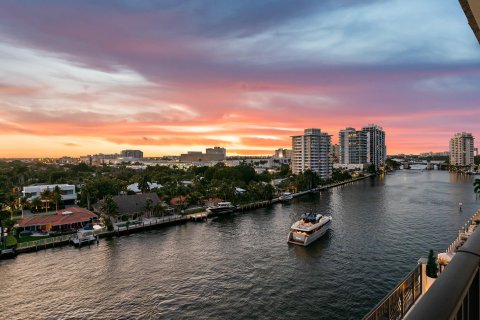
[1,174,375,259]
[5,215,188,256]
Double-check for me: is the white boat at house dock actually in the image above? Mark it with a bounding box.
[71,225,102,247]
[206,202,236,215]
[278,192,293,202]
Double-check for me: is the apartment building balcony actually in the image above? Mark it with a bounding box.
[404,224,480,320]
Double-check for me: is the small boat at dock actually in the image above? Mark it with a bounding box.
[71,224,102,247]
[279,192,293,202]
[206,202,235,215]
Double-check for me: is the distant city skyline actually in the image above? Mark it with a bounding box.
[0,1,479,157]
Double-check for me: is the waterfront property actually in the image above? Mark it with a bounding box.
[362,124,387,169]
[94,193,164,221]
[291,128,332,179]
[17,207,96,232]
[339,127,368,165]
[112,193,162,219]
[450,132,475,167]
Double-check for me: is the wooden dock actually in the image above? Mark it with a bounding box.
[16,234,73,254]
[110,215,187,236]
[188,212,208,222]
[237,200,272,212]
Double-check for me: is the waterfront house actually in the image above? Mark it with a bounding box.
[108,193,164,221]
[204,198,224,207]
[126,182,163,194]
[17,207,96,232]
[170,195,188,209]
[22,184,76,204]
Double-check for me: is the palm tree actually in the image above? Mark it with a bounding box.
[40,189,52,213]
[474,179,480,199]
[138,175,151,194]
[426,249,438,278]
[154,202,165,218]
[19,196,28,218]
[52,186,62,212]
[144,198,153,218]
[188,191,203,206]
[100,195,118,231]
[81,180,95,210]
[31,197,42,213]
[0,210,10,249]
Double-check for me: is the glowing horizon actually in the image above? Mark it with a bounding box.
[0,0,479,158]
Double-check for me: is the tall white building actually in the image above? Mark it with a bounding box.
[362,124,386,168]
[291,128,332,180]
[339,127,367,165]
[450,132,475,166]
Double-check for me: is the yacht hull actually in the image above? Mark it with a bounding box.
[207,207,235,215]
[287,219,331,246]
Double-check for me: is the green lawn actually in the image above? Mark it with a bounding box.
[16,235,50,244]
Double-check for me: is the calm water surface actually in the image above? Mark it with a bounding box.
[1,171,478,320]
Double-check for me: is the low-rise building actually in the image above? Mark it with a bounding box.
[111,193,163,220]
[126,182,162,193]
[22,184,76,203]
[180,147,226,162]
[274,148,292,159]
[121,149,143,159]
[17,207,96,232]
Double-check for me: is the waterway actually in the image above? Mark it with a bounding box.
[1,170,478,319]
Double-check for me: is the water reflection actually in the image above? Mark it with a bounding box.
[289,230,333,259]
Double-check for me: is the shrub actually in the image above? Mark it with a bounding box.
[426,249,438,278]
[5,234,17,249]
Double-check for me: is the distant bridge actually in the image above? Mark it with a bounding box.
[400,160,448,170]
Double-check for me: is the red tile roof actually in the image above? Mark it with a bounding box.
[170,196,188,206]
[18,207,96,227]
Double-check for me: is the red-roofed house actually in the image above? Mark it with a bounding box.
[18,207,97,232]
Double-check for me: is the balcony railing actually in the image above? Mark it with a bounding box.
[404,225,480,320]
[363,263,422,320]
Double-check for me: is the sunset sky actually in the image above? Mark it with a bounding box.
[0,0,479,157]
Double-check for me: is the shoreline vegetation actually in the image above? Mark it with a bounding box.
[7,174,374,257]
[0,158,378,257]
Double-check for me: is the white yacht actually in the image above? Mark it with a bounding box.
[287,212,332,246]
[71,225,103,246]
[278,192,293,202]
[206,202,235,215]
